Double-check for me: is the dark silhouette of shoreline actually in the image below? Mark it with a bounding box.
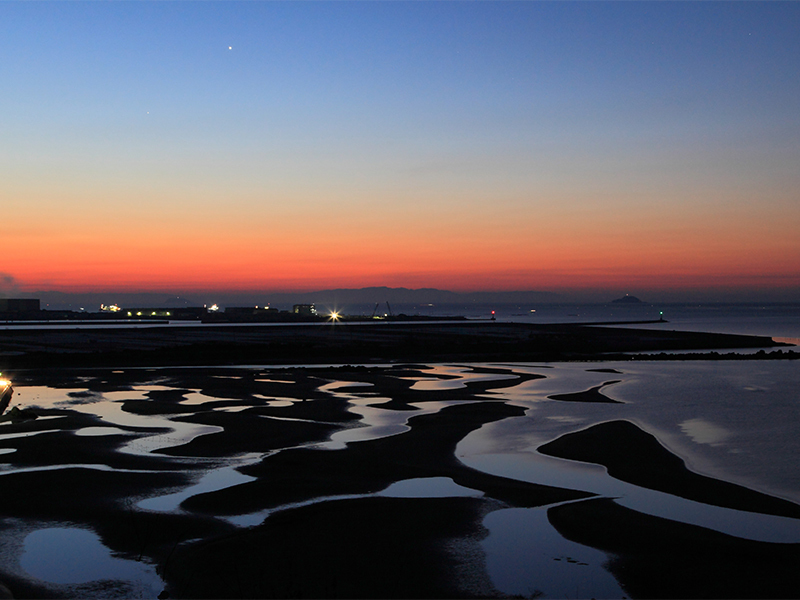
[0,321,790,369]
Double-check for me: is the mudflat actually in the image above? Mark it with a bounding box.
[0,321,789,368]
[0,364,797,598]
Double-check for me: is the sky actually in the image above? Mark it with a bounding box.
[2,1,800,302]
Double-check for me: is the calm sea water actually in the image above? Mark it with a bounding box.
[324,301,800,343]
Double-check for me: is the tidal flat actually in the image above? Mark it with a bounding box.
[0,362,798,598]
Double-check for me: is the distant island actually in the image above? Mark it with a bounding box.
[611,294,643,304]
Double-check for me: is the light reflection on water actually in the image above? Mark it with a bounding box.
[317,377,481,449]
[456,360,800,596]
[20,527,162,595]
[316,380,374,395]
[680,417,731,445]
[176,391,217,406]
[480,361,800,504]
[1,361,798,598]
[0,429,62,444]
[253,396,295,407]
[468,449,800,543]
[75,426,131,437]
[224,476,483,528]
[409,373,518,391]
[12,386,225,456]
[138,461,258,512]
[395,364,521,391]
[482,505,625,599]
[319,398,476,449]
[377,476,483,498]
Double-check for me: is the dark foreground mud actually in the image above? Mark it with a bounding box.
[0,364,797,598]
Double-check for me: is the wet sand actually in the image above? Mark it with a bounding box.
[0,365,798,598]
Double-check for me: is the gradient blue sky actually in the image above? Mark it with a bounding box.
[3,1,799,301]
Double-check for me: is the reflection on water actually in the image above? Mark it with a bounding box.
[226,477,483,529]
[397,365,519,391]
[317,377,481,449]
[119,422,223,456]
[680,418,731,445]
[468,449,800,543]
[15,386,227,457]
[319,397,403,449]
[1,361,799,598]
[138,462,258,512]
[319,398,476,449]
[21,527,161,595]
[377,477,483,498]
[480,361,800,504]
[0,429,62,444]
[176,391,217,406]
[316,381,374,395]
[408,373,517,391]
[75,426,132,437]
[482,505,625,599]
[253,396,295,407]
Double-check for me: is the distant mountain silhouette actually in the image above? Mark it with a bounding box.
[611,294,643,304]
[254,287,561,306]
[34,291,205,311]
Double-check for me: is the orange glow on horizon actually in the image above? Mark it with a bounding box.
[6,186,799,297]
